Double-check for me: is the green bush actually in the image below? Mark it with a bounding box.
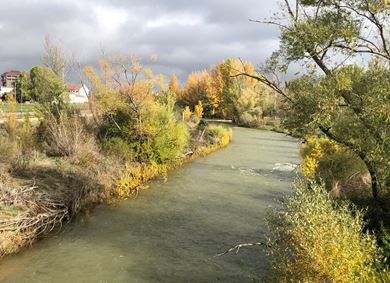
[103,137,136,161]
[267,180,389,282]
[101,94,190,163]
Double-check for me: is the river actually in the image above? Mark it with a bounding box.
[0,127,299,282]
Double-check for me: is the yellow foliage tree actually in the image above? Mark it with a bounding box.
[182,71,209,108]
[183,106,192,121]
[194,100,203,119]
[169,74,180,99]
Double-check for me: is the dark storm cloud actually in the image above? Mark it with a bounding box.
[0,0,281,81]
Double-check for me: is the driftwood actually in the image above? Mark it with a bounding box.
[214,241,268,257]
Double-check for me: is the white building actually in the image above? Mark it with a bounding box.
[0,87,13,98]
[0,70,21,99]
[66,83,89,104]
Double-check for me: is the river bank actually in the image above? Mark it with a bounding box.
[0,128,300,282]
[0,124,232,258]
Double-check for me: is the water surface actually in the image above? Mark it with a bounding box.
[0,127,299,282]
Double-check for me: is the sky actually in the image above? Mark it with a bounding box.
[0,0,282,82]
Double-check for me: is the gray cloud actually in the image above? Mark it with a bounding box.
[0,0,281,82]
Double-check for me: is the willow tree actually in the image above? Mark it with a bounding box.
[245,0,390,198]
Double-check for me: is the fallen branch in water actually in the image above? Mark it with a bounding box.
[214,241,268,257]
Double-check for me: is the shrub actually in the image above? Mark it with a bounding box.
[101,96,190,164]
[37,111,92,157]
[238,112,262,128]
[194,100,203,119]
[263,105,277,117]
[267,180,389,282]
[103,137,135,161]
[0,111,36,164]
[4,95,18,143]
[183,106,192,121]
[19,113,35,159]
[153,120,189,162]
[207,125,233,147]
[116,162,167,198]
[300,136,367,189]
[0,135,18,162]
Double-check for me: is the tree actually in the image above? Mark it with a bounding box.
[242,0,390,198]
[181,71,210,109]
[29,66,67,111]
[15,71,31,103]
[169,74,181,99]
[194,100,204,119]
[83,54,189,163]
[41,35,67,80]
[207,66,224,116]
[183,106,192,121]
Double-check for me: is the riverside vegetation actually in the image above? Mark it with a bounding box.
[0,54,232,257]
[239,0,390,282]
[1,1,390,280]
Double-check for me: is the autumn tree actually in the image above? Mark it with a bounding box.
[213,59,264,124]
[183,106,192,121]
[181,70,211,111]
[179,59,270,123]
[169,74,181,99]
[205,65,224,117]
[194,100,204,119]
[83,54,189,163]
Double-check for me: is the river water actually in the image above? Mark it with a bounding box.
[0,127,299,282]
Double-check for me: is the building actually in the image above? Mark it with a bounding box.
[0,87,13,98]
[1,70,21,88]
[0,70,21,98]
[66,83,89,104]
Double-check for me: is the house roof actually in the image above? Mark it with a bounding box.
[67,83,83,92]
[1,70,21,77]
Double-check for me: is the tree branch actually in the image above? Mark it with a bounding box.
[214,241,268,257]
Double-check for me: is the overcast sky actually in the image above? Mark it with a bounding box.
[0,0,281,82]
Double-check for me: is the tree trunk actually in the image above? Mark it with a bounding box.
[318,125,380,199]
[365,161,380,199]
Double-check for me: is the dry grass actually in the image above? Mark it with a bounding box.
[40,113,94,157]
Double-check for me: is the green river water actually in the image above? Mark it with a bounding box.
[0,127,299,282]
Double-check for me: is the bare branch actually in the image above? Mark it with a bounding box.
[214,242,268,257]
[249,19,290,29]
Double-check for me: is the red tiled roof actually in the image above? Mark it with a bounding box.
[67,83,83,92]
[1,70,21,77]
